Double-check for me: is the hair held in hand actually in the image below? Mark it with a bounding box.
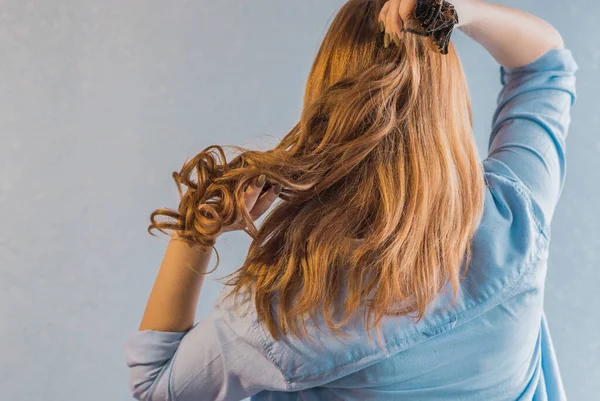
[148,0,484,342]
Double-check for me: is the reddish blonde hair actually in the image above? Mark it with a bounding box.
[149,0,485,341]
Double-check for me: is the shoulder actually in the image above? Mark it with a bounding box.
[215,167,551,391]
[482,157,550,237]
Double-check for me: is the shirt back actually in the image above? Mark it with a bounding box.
[125,48,578,401]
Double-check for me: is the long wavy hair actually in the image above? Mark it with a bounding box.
[149,0,485,341]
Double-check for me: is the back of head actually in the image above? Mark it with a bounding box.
[149,0,485,341]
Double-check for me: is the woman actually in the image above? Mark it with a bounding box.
[125,0,578,399]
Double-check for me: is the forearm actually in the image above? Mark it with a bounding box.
[138,231,213,332]
[452,0,565,68]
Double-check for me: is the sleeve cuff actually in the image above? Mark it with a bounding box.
[125,330,188,367]
[500,48,578,85]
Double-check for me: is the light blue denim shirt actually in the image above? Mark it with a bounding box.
[125,48,578,401]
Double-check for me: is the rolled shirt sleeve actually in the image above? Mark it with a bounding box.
[125,303,288,401]
[485,48,578,229]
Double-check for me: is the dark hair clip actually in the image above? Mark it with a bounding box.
[403,0,459,55]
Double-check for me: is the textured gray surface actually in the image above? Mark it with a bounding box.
[0,1,597,400]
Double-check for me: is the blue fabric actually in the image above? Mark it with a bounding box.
[125,48,578,401]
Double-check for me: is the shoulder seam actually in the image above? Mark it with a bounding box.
[252,319,293,390]
[508,178,550,241]
[484,171,550,241]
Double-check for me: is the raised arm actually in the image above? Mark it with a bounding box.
[453,0,578,229]
[379,0,564,65]
[453,0,564,68]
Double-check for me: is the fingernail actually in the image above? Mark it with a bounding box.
[256,174,266,187]
[273,184,282,195]
[393,32,401,47]
[384,33,390,48]
[379,21,385,33]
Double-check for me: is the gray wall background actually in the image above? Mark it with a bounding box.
[1,1,598,400]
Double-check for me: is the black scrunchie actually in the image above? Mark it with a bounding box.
[404,0,459,55]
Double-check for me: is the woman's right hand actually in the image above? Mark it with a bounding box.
[378,0,477,46]
[378,0,417,46]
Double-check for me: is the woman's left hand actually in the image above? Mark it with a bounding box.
[218,174,281,237]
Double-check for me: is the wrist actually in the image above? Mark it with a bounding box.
[451,0,480,29]
[170,230,214,253]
